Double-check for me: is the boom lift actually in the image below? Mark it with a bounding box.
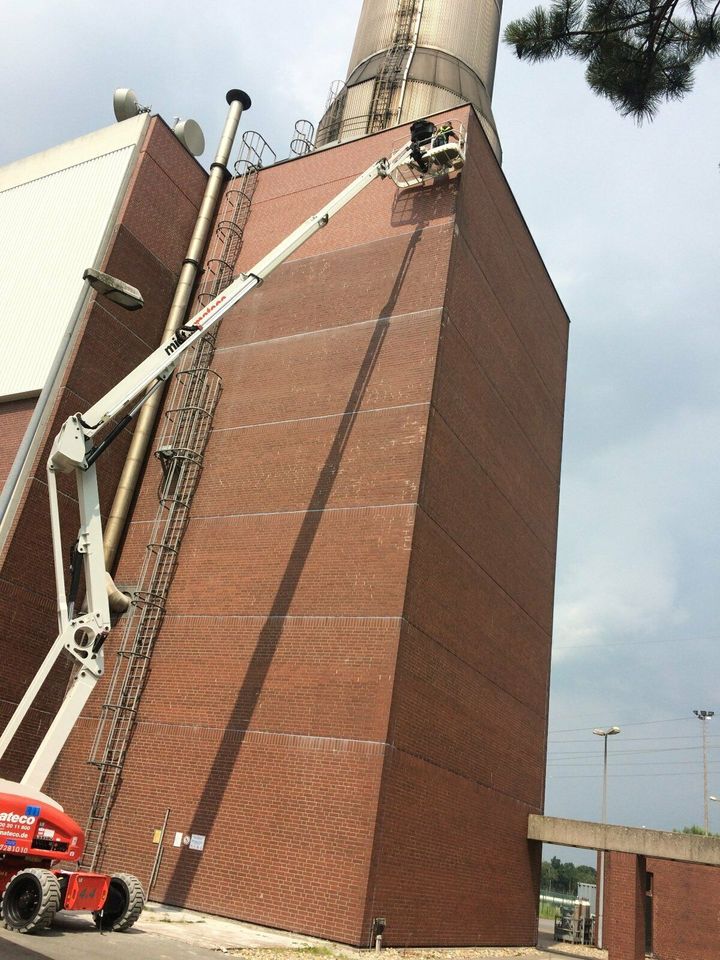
[0,126,464,934]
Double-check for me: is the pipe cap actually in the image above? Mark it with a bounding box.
[226,89,251,109]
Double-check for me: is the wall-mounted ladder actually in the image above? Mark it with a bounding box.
[367,0,422,134]
[82,130,275,873]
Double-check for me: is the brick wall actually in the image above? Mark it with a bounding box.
[49,117,461,945]
[15,106,568,947]
[605,852,646,960]
[0,117,206,782]
[362,108,568,946]
[0,397,35,488]
[606,851,720,959]
[647,856,720,959]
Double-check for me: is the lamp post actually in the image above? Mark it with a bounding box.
[693,709,715,835]
[593,725,621,951]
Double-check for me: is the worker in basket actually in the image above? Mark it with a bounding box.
[432,120,459,148]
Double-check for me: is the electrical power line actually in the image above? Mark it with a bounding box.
[553,634,720,650]
[549,716,694,734]
[549,770,713,779]
[548,745,706,760]
[548,732,716,745]
[548,758,719,768]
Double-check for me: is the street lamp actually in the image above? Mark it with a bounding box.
[693,709,715,835]
[593,725,621,951]
[83,267,144,311]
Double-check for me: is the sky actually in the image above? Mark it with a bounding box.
[3,1,720,866]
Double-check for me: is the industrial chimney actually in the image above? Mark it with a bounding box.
[316,0,502,160]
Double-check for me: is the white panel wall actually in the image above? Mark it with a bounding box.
[0,116,147,401]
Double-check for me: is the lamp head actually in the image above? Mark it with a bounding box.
[83,268,144,311]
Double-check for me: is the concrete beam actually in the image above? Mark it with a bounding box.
[528,815,720,866]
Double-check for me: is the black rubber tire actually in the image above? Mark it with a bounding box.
[93,873,145,932]
[1,867,61,933]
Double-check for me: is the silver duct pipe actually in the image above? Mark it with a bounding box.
[102,88,251,571]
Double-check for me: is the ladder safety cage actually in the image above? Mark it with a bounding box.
[80,131,278,869]
[289,120,316,158]
[367,0,423,134]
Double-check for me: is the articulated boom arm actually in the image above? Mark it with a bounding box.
[0,140,416,792]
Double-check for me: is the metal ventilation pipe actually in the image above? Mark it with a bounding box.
[102,88,251,571]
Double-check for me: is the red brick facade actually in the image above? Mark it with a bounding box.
[605,852,647,960]
[0,398,35,489]
[605,851,720,959]
[646,856,720,959]
[0,118,207,780]
[2,107,569,946]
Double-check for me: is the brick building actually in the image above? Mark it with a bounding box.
[0,116,206,826]
[606,851,720,959]
[0,101,568,945]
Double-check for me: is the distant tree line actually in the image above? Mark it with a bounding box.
[674,825,720,837]
[541,856,597,895]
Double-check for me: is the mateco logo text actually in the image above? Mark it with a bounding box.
[0,812,37,825]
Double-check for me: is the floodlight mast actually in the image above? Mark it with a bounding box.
[0,140,419,793]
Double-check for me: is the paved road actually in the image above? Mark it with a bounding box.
[0,912,221,960]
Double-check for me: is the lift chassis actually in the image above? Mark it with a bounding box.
[0,128,464,933]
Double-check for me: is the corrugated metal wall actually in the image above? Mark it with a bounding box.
[348,0,399,72]
[349,0,502,101]
[417,0,501,98]
[400,82,458,122]
[0,118,146,400]
[318,0,502,161]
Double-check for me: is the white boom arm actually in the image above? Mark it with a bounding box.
[0,141,415,791]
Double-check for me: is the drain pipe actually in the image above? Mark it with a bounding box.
[103,88,251,571]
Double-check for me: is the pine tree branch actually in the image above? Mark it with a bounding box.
[653,0,682,51]
[504,0,717,116]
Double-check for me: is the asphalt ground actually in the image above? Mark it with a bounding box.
[0,900,319,960]
[0,911,220,960]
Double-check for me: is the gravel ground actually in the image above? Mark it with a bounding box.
[223,944,606,960]
[543,945,605,958]
[141,902,606,960]
[224,952,542,959]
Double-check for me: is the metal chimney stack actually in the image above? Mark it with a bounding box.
[316,0,502,161]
